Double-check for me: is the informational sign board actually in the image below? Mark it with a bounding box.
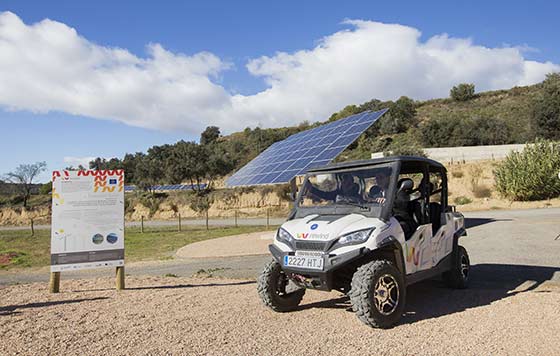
[50,170,125,272]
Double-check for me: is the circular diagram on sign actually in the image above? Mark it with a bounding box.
[106,233,118,244]
[92,233,104,244]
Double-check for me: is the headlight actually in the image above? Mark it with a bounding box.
[337,228,374,245]
[276,228,295,247]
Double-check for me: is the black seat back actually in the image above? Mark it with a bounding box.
[430,202,442,232]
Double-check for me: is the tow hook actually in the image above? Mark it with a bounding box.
[290,273,308,283]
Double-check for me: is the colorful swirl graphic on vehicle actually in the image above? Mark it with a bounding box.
[406,244,420,265]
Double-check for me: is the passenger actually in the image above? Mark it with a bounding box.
[305,173,360,202]
[367,169,391,204]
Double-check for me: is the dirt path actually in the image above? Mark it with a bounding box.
[175,231,275,258]
[1,276,559,356]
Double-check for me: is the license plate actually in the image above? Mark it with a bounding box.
[283,255,324,270]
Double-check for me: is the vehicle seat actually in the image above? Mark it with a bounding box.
[393,178,417,240]
[430,202,442,232]
[349,183,359,196]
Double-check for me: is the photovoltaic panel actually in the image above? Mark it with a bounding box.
[226,108,388,187]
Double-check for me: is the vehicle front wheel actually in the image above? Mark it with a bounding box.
[257,259,305,312]
[443,245,470,289]
[349,260,406,328]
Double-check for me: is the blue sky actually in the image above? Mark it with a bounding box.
[1,0,559,182]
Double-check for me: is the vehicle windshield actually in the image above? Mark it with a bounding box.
[295,162,398,220]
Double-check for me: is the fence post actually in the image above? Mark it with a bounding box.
[178,214,182,232]
[205,209,209,231]
[141,216,144,233]
[116,266,125,290]
[266,208,270,229]
[49,272,60,293]
[30,218,34,237]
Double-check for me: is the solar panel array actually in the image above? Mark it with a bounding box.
[124,184,207,192]
[226,108,388,187]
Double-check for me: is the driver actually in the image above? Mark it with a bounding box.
[306,173,360,202]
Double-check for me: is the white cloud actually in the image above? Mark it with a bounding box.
[0,12,558,134]
[63,156,97,168]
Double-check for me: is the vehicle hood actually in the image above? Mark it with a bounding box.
[281,214,381,242]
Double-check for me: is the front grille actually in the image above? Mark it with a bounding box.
[295,241,327,251]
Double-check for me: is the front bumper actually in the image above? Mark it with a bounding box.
[269,244,368,291]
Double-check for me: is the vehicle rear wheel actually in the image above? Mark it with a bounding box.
[257,259,305,312]
[349,260,406,328]
[443,245,470,289]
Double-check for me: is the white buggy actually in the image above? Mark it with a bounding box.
[257,156,470,328]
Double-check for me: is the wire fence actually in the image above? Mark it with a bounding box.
[1,208,288,235]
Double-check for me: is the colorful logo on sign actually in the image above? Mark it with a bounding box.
[310,223,318,230]
[297,233,309,239]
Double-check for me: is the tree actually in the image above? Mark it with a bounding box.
[4,161,47,208]
[379,96,417,135]
[134,155,163,195]
[327,105,362,122]
[450,83,476,101]
[532,73,560,140]
[166,140,233,192]
[200,126,221,145]
[164,140,233,227]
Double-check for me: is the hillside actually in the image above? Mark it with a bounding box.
[2,76,559,226]
[416,85,540,143]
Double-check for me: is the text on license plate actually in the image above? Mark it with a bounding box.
[283,255,324,270]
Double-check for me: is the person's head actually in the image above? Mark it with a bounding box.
[339,174,356,194]
[374,169,390,190]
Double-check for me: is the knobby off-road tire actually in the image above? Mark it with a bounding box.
[443,245,470,289]
[257,259,305,312]
[349,260,406,329]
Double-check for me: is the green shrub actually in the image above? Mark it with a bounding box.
[454,196,472,205]
[494,140,560,201]
[421,114,512,148]
[383,133,426,157]
[450,83,476,101]
[137,192,168,216]
[39,182,52,195]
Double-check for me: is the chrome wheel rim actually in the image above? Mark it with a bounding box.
[373,274,399,315]
[460,255,469,280]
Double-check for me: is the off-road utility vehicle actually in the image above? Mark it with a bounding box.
[257,156,469,328]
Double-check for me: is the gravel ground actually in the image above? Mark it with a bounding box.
[1,208,558,355]
[1,276,559,356]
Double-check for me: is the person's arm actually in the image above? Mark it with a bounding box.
[308,184,337,201]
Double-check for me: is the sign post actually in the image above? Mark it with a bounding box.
[50,170,125,292]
